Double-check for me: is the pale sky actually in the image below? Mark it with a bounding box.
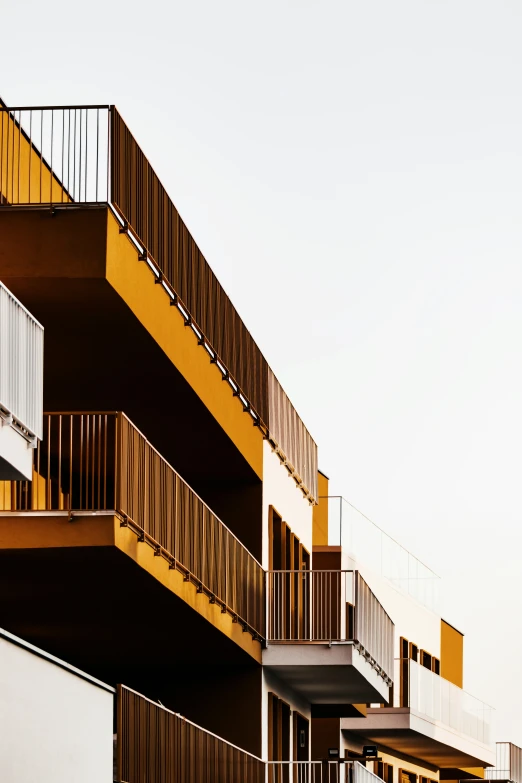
[2,0,521,744]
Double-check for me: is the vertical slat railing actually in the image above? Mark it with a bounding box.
[0,411,265,638]
[117,685,266,783]
[267,570,393,683]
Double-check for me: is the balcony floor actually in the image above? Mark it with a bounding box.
[263,642,390,706]
[341,707,495,768]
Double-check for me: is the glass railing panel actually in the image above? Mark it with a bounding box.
[395,658,493,746]
[327,496,440,613]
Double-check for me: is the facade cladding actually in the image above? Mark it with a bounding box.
[0,98,513,783]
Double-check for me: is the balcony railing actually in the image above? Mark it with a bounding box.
[326,497,440,613]
[267,570,394,683]
[0,103,318,503]
[0,411,265,637]
[117,684,265,783]
[0,281,43,441]
[395,658,493,746]
[486,743,522,783]
[266,760,377,783]
[117,685,376,783]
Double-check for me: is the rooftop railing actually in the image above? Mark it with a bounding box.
[326,496,440,613]
[0,411,265,638]
[0,281,43,441]
[267,569,394,684]
[0,103,318,503]
[395,658,493,746]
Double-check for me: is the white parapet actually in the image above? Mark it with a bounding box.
[0,281,44,480]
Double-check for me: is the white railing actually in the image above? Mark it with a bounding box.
[486,742,522,783]
[267,570,394,683]
[353,761,388,783]
[326,496,440,613]
[265,760,376,783]
[0,282,43,439]
[396,658,493,746]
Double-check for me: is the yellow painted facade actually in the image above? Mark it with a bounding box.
[105,210,264,480]
[0,512,261,663]
[441,619,464,688]
[0,106,70,204]
[312,470,329,545]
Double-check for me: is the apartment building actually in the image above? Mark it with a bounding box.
[0,98,506,782]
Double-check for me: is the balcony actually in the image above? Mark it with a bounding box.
[0,104,318,506]
[0,281,43,480]
[264,570,394,706]
[485,742,522,783]
[326,497,440,613]
[342,659,494,768]
[0,411,264,678]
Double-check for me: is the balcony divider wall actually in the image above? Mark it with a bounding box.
[0,411,265,638]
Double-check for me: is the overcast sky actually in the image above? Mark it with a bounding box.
[3,0,521,745]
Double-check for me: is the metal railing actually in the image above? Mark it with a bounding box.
[0,103,318,503]
[0,281,43,440]
[0,106,109,205]
[486,743,522,783]
[267,570,394,683]
[117,686,376,783]
[395,658,493,746]
[117,685,265,783]
[0,411,265,637]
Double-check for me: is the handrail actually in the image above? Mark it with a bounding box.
[0,411,265,638]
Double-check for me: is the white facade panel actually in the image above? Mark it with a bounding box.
[0,629,114,783]
[0,281,44,439]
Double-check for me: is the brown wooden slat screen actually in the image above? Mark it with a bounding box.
[110,109,318,502]
[111,109,268,423]
[1,412,264,637]
[267,369,318,501]
[117,685,265,783]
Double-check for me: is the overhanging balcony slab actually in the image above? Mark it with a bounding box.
[263,643,390,704]
[342,708,495,768]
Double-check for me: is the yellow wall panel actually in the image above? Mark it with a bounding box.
[104,210,263,480]
[441,618,464,688]
[312,471,329,546]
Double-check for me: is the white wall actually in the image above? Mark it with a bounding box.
[261,668,312,760]
[342,551,441,661]
[262,439,313,569]
[0,630,114,783]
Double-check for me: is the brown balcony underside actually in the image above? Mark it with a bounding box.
[0,514,263,753]
[0,206,262,560]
